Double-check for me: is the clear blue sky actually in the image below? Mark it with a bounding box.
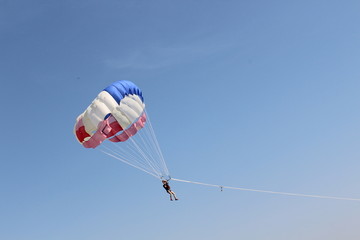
[1,0,360,239]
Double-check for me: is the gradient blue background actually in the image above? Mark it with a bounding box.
[1,1,360,239]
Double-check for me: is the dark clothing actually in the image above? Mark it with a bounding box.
[163,183,171,191]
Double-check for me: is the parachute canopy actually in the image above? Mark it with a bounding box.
[74,80,170,180]
[74,80,146,148]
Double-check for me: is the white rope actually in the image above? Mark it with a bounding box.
[171,178,360,202]
[97,110,170,180]
[144,110,170,176]
[100,150,160,179]
[128,136,162,177]
[101,144,158,176]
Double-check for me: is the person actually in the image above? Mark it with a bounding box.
[162,180,179,201]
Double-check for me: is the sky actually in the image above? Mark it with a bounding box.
[1,0,360,239]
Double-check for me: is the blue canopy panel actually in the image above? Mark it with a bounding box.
[104,80,144,104]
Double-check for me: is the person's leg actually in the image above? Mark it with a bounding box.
[167,190,173,201]
[170,191,178,200]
